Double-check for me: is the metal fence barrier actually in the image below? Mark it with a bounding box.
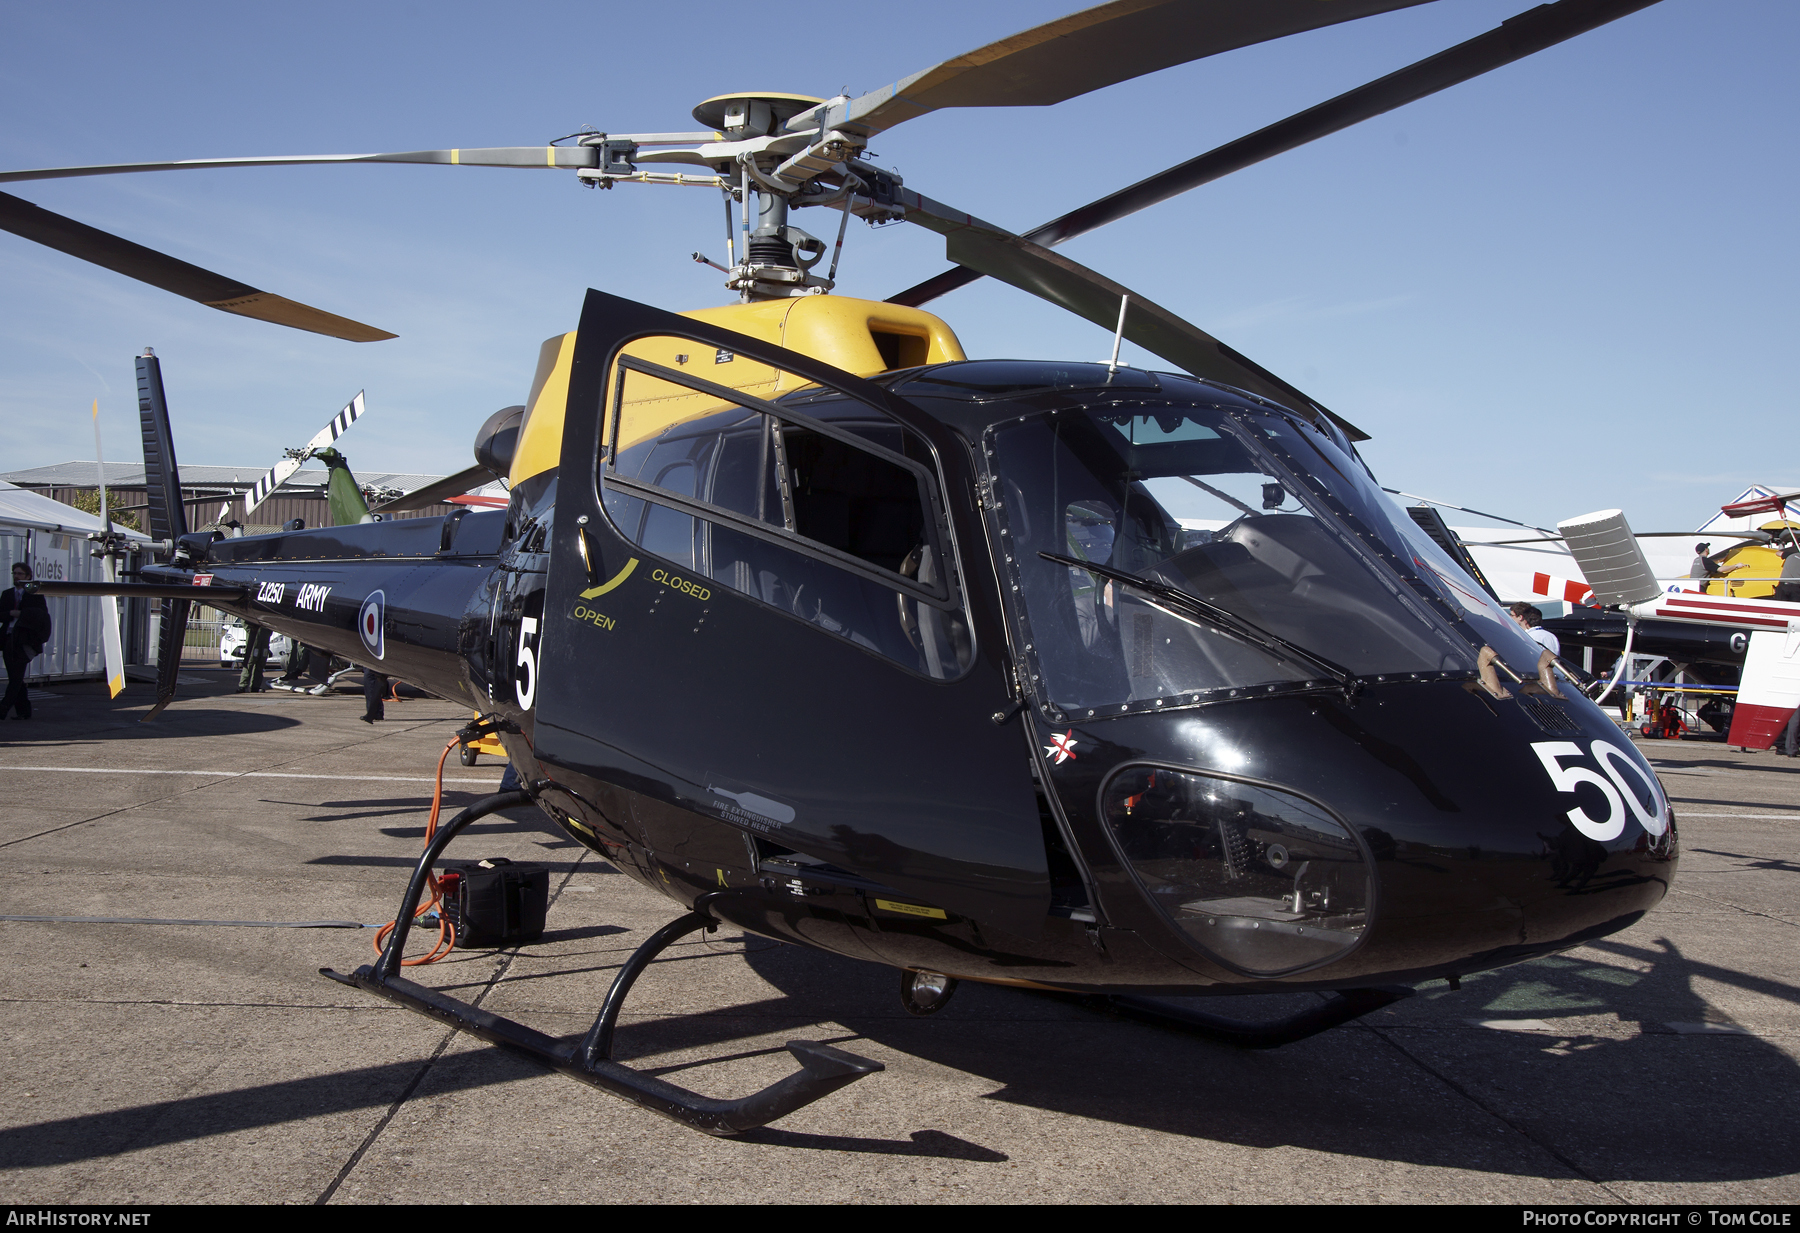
[185,609,225,662]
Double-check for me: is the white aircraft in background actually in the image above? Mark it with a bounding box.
[1393,484,1799,612]
[1554,508,1800,751]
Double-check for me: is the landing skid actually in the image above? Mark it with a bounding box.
[1076,986,1414,1049]
[323,789,883,1135]
[268,666,356,696]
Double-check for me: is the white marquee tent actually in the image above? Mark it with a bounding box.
[0,482,151,682]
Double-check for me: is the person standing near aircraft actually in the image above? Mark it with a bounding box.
[1509,603,1561,656]
[1690,542,1747,585]
[1775,544,1800,603]
[235,623,271,693]
[273,642,316,690]
[1690,543,1714,579]
[1,562,53,720]
[361,670,389,724]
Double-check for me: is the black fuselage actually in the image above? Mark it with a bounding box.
[151,379,1676,999]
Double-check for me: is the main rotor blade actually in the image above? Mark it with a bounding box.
[890,0,1666,307]
[0,192,395,342]
[896,190,1366,440]
[806,0,1435,138]
[0,146,641,186]
[368,464,497,515]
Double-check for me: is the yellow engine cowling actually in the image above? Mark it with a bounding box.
[507,296,966,486]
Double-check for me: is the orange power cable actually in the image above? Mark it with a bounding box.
[372,737,460,965]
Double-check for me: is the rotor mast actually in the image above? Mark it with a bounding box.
[683,92,878,302]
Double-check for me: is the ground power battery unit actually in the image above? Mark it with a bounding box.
[440,858,549,948]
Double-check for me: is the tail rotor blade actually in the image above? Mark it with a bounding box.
[244,390,366,515]
[90,398,111,531]
[141,598,190,722]
[99,594,126,701]
[90,398,125,699]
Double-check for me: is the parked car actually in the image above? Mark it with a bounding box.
[219,616,291,669]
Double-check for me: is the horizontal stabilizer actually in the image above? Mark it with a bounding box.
[31,580,247,600]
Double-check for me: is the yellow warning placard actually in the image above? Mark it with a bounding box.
[874,899,947,920]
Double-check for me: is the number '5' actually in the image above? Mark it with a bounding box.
[1531,741,1669,842]
[515,617,540,710]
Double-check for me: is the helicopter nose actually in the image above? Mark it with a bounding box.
[1352,703,1678,976]
[1089,682,1677,983]
[1365,752,1678,976]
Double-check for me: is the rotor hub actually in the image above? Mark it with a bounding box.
[691,92,822,140]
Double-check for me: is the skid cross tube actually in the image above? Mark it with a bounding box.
[376,789,531,976]
[581,909,713,1066]
[323,792,883,1135]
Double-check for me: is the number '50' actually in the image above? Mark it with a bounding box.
[1531,741,1670,842]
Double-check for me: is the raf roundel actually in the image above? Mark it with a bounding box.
[358,590,385,660]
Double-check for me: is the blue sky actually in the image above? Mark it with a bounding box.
[1,0,1793,533]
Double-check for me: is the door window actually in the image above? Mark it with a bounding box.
[598,347,972,679]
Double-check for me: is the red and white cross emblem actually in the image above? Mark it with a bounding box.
[1044,730,1079,765]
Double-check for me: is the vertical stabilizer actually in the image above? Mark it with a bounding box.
[135,349,190,721]
[1725,623,1800,749]
[142,598,191,723]
[135,349,187,548]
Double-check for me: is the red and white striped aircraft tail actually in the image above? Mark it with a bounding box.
[1725,624,1800,749]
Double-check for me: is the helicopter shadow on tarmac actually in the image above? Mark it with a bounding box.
[0,707,303,741]
[701,929,1800,1181]
[0,922,1790,1176]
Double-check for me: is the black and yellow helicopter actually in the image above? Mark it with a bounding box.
[7,0,1678,1135]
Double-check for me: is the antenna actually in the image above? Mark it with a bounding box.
[1106,294,1129,373]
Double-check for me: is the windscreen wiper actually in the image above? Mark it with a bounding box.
[1039,551,1362,703]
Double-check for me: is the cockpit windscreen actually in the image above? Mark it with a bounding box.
[986,402,1543,718]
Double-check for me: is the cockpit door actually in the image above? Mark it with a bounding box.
[530,290,1051,939]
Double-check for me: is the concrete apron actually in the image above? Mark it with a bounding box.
[0,669,1794,1203]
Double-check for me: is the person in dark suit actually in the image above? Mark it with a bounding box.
[361,669,389,724]
[1,561,53,720]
